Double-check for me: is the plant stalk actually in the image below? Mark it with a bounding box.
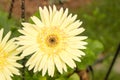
[104,43,120,80]
[8,0,15,19]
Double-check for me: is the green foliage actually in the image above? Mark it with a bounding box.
[68,73,80,80]
[73,0,120,79]
[75,0,120,53]
[87,39,104,54]
[94,70,120,80]
[76,39,104,70]
[0,9,20,37]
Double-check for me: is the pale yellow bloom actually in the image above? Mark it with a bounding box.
[16,5,87,77]
[0,29,22,80]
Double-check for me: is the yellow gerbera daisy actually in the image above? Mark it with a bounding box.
[0,29,22,80]
[16,5,87,77]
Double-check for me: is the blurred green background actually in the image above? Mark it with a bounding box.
[0,0,120,80]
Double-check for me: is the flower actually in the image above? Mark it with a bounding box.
[16,5,87,77]
[0,29,22,80]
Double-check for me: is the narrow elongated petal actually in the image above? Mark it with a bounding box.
[48,56,55,77]
[1,32,11,47]
[54,55,63,74]
[31,16,44,27]
[0,29,22,80]
[0,29,3,42]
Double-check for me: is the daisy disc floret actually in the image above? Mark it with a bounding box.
[0,29,22,80]
[16,5,87,77]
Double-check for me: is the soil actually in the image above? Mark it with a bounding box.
[0,0,91,19]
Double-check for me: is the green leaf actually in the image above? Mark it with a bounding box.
[0,9,20,37]
[87,39,104,55]
[76,48,95,70]
[68,73,80,80]
[55,77,66,80]
[38,76,47,80]
[76,39,104,70]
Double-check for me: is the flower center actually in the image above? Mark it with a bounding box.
[46,35,58,47]
[37,26,67,54]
